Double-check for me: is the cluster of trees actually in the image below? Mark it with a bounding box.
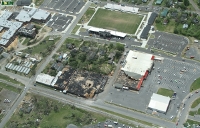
[68,43,124,74]
[164,0,190,10]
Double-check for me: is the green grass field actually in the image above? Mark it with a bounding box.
[190,77,200,92]
[88,9,143,34]
[0,74,24,86]
[6,93,107,128]
[0,82,22,93]
[157,88,173,97]
[191,98,200,108]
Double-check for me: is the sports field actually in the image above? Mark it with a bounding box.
[88,9,143,34]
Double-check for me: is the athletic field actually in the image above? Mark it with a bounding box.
[88,9,143,34]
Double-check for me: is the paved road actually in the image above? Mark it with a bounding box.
[178,89,200,127]
[189,0,200,11]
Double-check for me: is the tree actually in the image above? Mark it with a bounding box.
[116,43,124,51]
[108,43,114,49]
[183,0,189,6]
[54,105,58,112]
[115,51,122,60]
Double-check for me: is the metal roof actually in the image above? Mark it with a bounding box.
[148,12,157,25]
[140,25,151,39]
[36,73,55,86]
[148,93,170,113]
[32,9,50,20]
[121,50,153,77]
[15,10,32,22]
[0,11,22,46]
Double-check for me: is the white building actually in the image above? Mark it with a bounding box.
[148,93,171,113]
[36,73,55,86]
[121,50,154,79]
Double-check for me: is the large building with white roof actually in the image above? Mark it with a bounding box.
[121,50,154,90]
[148,93,171,113]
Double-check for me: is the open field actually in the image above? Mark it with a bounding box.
[191,98,200,108]
[0,82,22,93]
[184,119,200,127]
[0,74,24,86]
[79,8,95,24]
[5,93,108,128]
[22,36,61,57]
[190,78,200,92]
[88,8,143,34]
[154,19,175,33]
[71,25,80,34]
[157,88,173,97]
[34,0,44,6]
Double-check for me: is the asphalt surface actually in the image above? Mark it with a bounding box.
[47,14,73,32]
[148,31,188,55]
[41,0,85,14]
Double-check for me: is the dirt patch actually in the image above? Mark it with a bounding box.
[0,89,19,111]
[6,37,18,51]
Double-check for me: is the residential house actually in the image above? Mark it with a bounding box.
[51,62,64,71]
[192,18,199,24]
[161,9,168,18]
[66,43,75,49]
[155,0,163,4]
[170,11,178,19]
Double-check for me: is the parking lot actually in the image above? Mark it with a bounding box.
[148,31,188,55]
[98,57,200,120]
[47,13,73,31]
[185,45,200,61]
[42,0,85,14]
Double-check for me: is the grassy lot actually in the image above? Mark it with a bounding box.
[71,25,80,34]
[34,0,44,6]
[154,19,175,33]
[92,106,154,127]
[191,98,200,108]
[189,108,200,116]
[184,119,200,127]
[0,74,24,86]
[57,38,82,53]
[88,8,143,34]
[0,82,22,93]
[22,36,61,57]
[5,93,108,128]
[190,77,200,92]
[78,8,95,24]
[22,38,31,45]
[157,88,173,97]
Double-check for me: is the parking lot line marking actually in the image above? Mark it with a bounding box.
[65,0,75,10]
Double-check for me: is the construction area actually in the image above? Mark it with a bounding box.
[56,67,108,98]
